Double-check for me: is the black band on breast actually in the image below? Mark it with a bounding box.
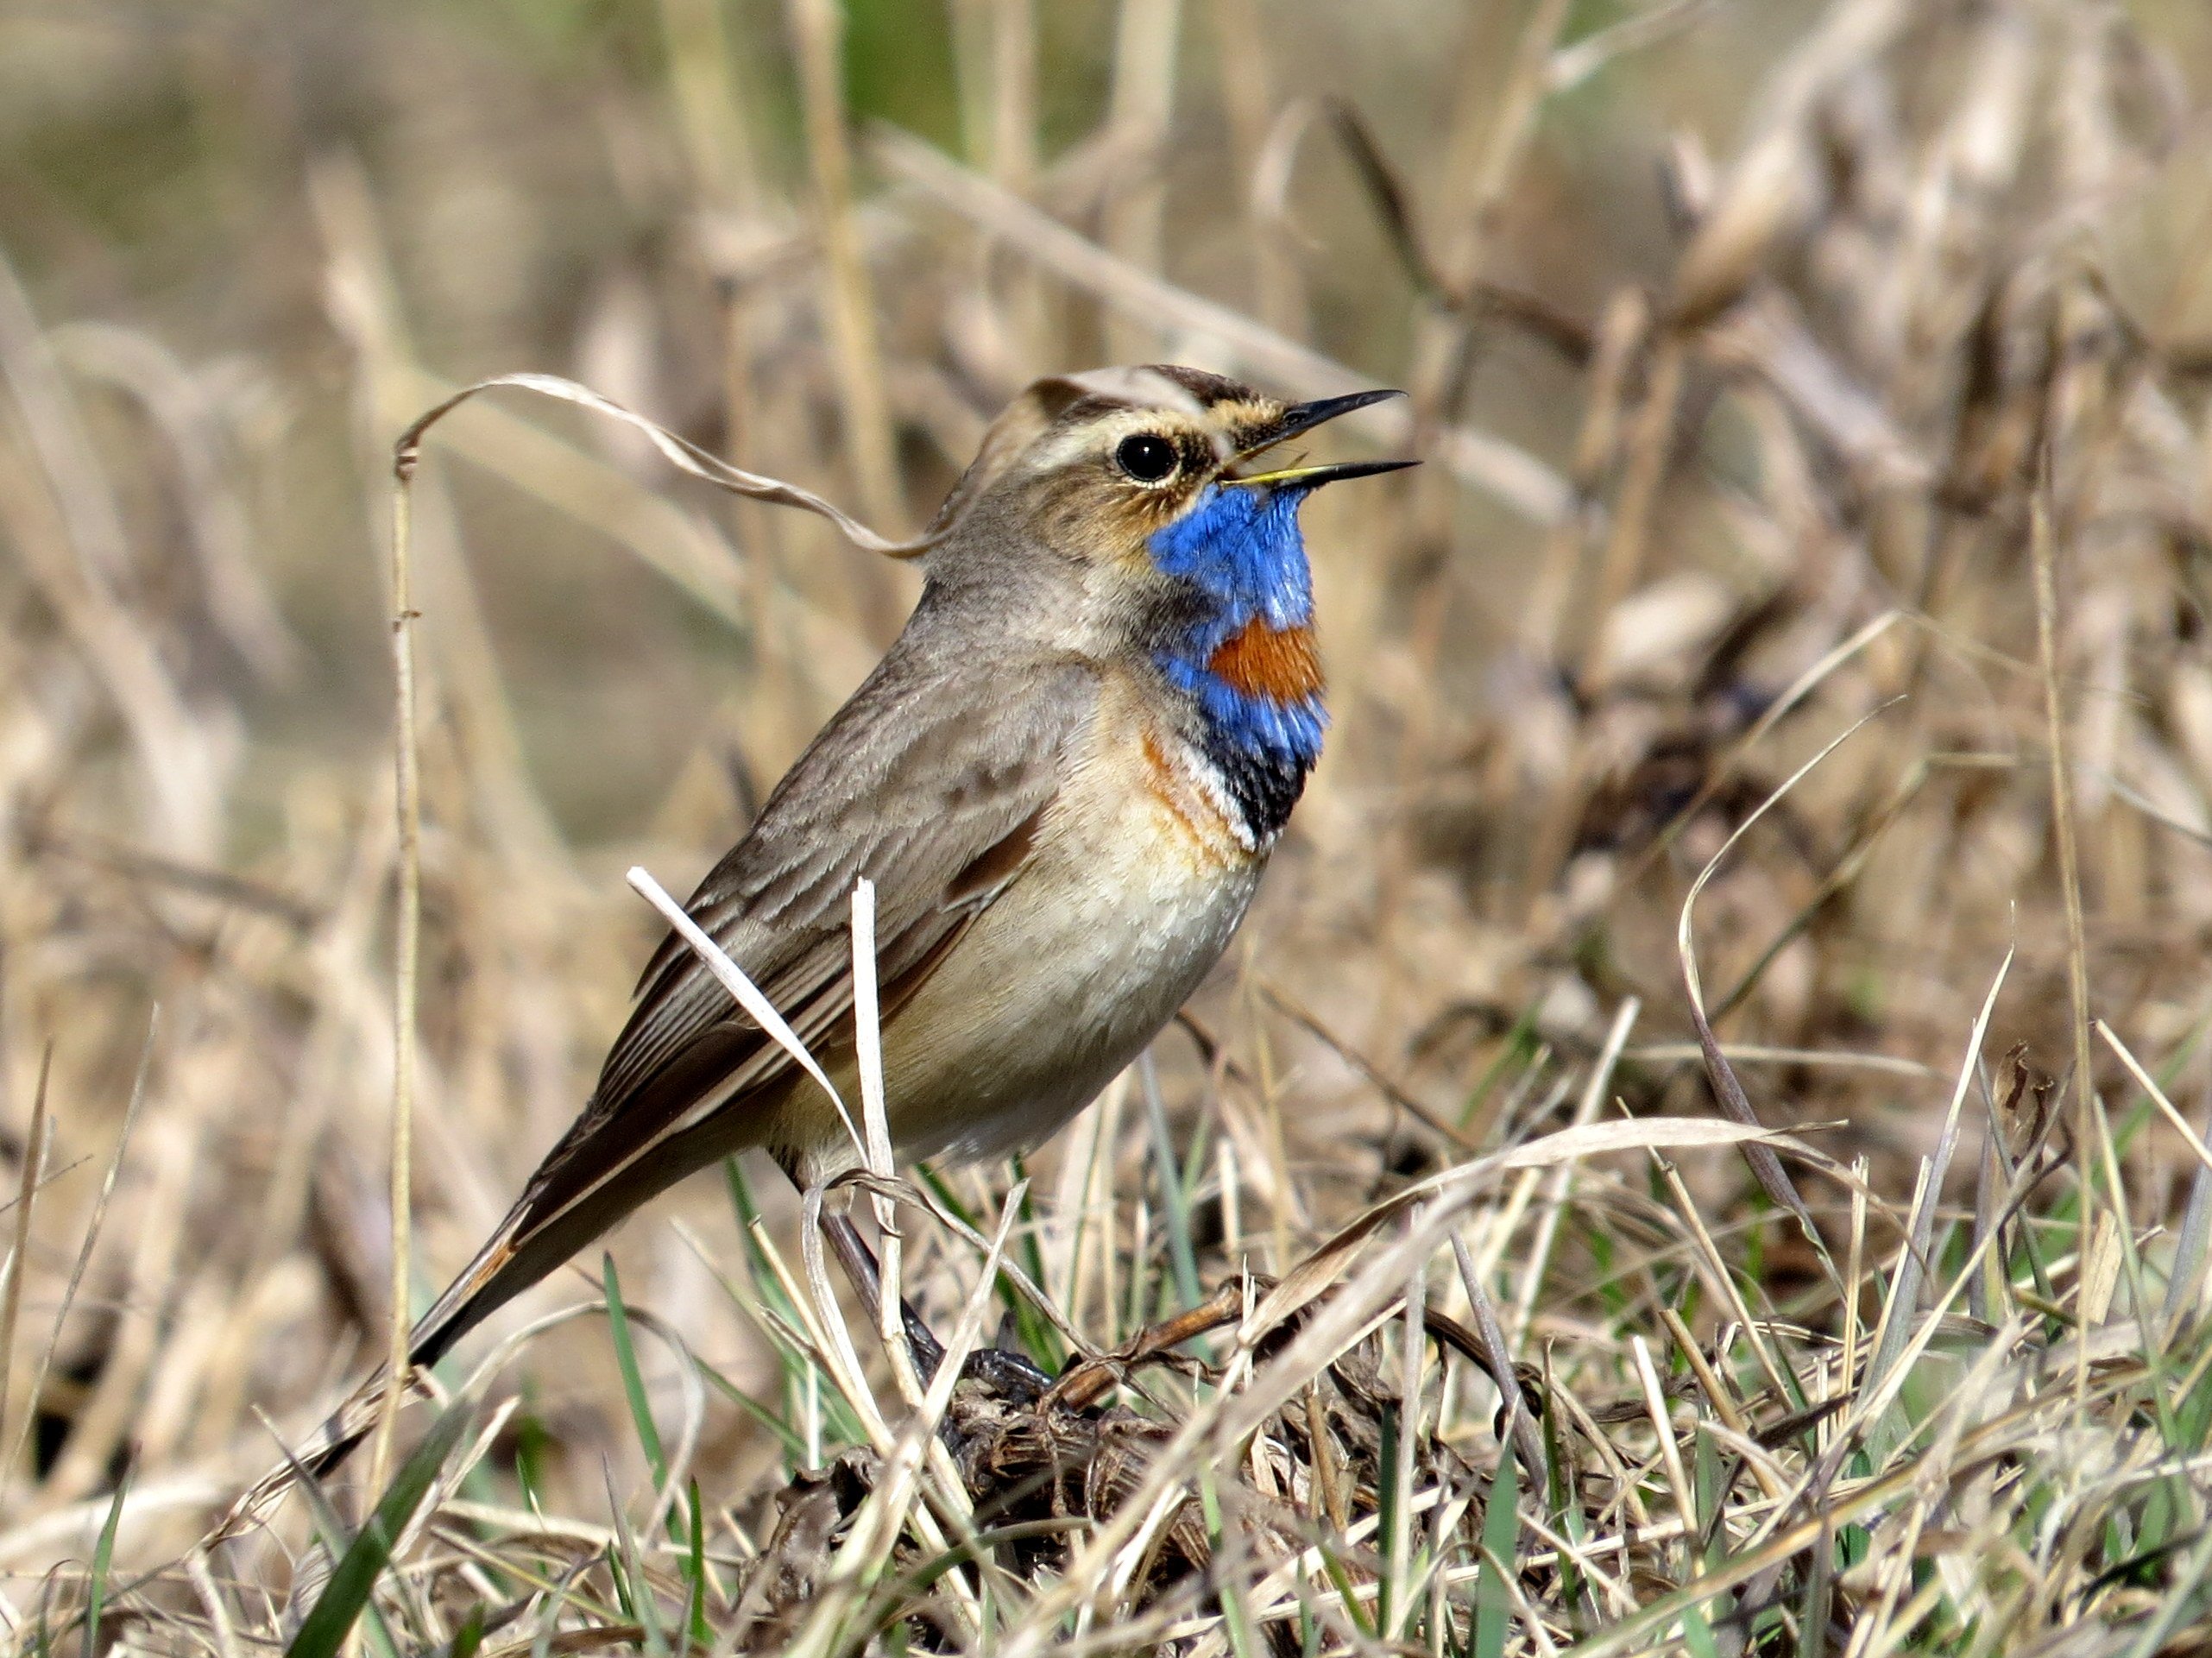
[1197,727,1311,845]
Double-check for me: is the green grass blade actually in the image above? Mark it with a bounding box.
[1197,1466,1258,1658]
[284,1397,476,1658]
[81,1463,127,1658]
[922,1161,1052,1350]
[446,1602,486,1658]
[722,1159,809,1338]
[513,1392,551,1511]
[607,1469,669,1658]
[272,1437,400,1658]
[1472,1444,1520,1658]
[1139,1054,1203,1318]
[602,1254,669,1491]
[685,1479,712,1653]
[695,1358,807,1459]
[1541,1389,1591,1630]
[1006,1155,1066,1370]
[1460,1002,1541,1132]
[1317,1541,1373,1641]
[1375,1399,1401,1634]
[1680,1598,1722,1658]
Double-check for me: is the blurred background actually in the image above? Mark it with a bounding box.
[7,0,2212,1625]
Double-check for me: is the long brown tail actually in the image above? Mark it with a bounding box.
[210,1211,533,1541]
[211,1104,758,1541]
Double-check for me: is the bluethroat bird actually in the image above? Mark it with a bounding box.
[285,364,1408,1482]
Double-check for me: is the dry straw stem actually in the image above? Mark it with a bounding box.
[1576,332,1684,690]
[45,321,299,686]
[365,405,424,1505]
[392,374,934,558]
[1505,997,1638,1327]
[629,866,867,1162]
[848,879,923,1415]
[0,249,225,855]
[1008,1119,1810,1649]
[2032,484,2101,1404]
[1677,697,1898,1247]
[1462,998,1630,1296]
[784,1200,1018,1657]
[0,1051,52,1495]
[1863,945,2013,1401]
[3,1017,154,1494]
[782,0,904,546]
[631,864,997,1630]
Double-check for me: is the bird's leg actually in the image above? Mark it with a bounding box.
[820,1212,1052,1404]
[822,1211,948,1382]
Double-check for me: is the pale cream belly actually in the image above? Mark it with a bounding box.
[789,690,1265,1178]
[874,834,1261,1167]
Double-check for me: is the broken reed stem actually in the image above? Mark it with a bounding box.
[367,458,422,1498]
[2031,487,2096,1396]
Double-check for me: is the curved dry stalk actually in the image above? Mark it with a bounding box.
[394,373,934,558]
[364,415,423,1505]
[1676,699,1901,1247]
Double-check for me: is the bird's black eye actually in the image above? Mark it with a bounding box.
[1114,433,1179,483]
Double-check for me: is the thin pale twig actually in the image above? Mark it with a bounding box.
[0,1049,53,1491]
[2032,485,2098,1400]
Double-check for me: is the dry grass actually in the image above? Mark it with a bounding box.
[7,0,2212,1651]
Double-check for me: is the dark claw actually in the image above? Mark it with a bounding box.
[959,1346,1051,1405]
[823,1212,1046,1400]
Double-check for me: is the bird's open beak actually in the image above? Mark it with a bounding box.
[1228,456,1421,489]
[1225,388,1417,489]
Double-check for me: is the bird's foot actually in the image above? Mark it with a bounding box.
[956,1333,1051,1405]
[821,1211,1053,1405]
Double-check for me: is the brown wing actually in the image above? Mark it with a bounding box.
[426,647,1094,1350]
[219,650,1096,1520]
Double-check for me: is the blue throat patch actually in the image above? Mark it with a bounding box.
[1148,482,1329,841]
